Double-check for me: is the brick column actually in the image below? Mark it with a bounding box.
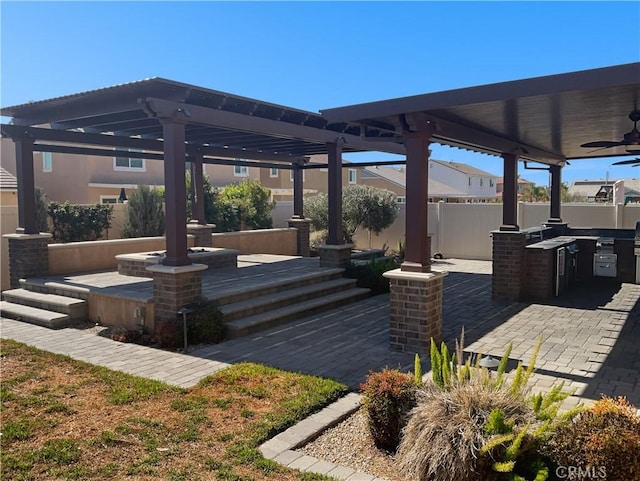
[491,230,526,302]
[146,264,207,322]
[318,244,353,268]
[524,247,554,301]
[288,218,311,257]
[4,233,52,288]
[383,268,448,352]
[186,222,215,247]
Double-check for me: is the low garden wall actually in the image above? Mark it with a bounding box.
[48,236,197,275]
[211,228,298,255]
[46,228,298,276]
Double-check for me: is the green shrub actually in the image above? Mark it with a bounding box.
[360,368,416,451]
[398,333,579,481]
[541,396,640,481]
[47,202,113,242]
[215,180,275,232]
[153,302,225,349]
[153,319,183,350]
[185,300,226,345]
[344,258,399,295]
[121,185,165,238]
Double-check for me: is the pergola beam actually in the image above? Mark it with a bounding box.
[1,124,308,163]
[142,97,406,155]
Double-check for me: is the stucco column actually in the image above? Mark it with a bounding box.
[401,131,431,273]
[161,117,190,267]
[548,164,562,223]
[14,138,38,234]
[501,153,520,231]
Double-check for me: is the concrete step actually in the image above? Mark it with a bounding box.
[0,301,72,329]
[19,279,89,300]
[220,278,359,322]
[209,268,345,306]
[226,287,371,338]
[2,289,88,321]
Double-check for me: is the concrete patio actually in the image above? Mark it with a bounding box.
[1,258,638,410]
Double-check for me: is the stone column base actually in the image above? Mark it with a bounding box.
[4,233,52,288]
[288,217,311,257]
[186,222,215,247]
[146,263,207,322]
[318,244,353,268]
[383,268,448,352]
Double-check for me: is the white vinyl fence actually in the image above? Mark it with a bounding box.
[271,201,640,261]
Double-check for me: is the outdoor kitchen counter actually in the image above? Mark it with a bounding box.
[525,236,590,250]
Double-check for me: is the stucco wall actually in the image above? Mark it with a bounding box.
[211,228,297,255]
[1,205,19,290]
[48,236,196,275]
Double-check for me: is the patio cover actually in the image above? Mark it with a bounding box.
[321,63,640,165]
[1,77,405,161]
[1,78,406,265]
[321,62,640,272]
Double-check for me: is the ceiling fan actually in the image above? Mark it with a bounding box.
[611,157,640,167]
[581,110,640,155]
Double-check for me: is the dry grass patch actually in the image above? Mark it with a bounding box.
[1,339,347,481]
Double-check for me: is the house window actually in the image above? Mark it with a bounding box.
[270,168,279,178]
[114,149,144,171]
[42,152,52,172]
[490,179,494,187]
[348,169,357,184]
[234,165,249,177]
[468,177,472,186]
[396,196,406,204]
[100,195,118,204]
[480,178,484,187]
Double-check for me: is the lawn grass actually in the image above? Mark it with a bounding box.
[1,339,348,480]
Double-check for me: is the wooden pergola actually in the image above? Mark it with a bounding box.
[1,78,405,266]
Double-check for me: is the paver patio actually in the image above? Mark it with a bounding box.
[1,258,638,408]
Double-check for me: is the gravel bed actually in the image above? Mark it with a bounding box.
[299,408,403,481]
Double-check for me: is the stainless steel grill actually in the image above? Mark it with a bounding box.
[594,237,617,278]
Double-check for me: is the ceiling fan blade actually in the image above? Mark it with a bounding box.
[611,158,640,166]
[580,141,623,148]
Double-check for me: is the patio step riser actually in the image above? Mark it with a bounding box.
[221,278,359,322]
[19,280,89,301]
[227,288,371,338]
[209,269,345,306]
[1,289,88,322]
[0,301,72,329]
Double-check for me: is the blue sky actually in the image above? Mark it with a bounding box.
[1,1,639,186]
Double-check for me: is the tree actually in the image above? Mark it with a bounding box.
[304,185,398,244]
[121,185,165,238]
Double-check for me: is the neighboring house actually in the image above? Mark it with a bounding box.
[495,176,535,199]
[258,154,360,201]
[360,159,498,203]
[0,166,18,206]
[568,178,640,203]
[1,137,261,204]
